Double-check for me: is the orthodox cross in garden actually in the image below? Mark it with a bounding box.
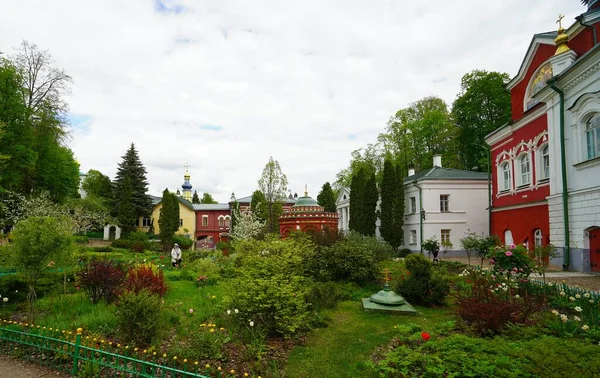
[380,268,392,284]
[556,14,565,29]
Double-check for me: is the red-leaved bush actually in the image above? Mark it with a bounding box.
[78,260,127,304]
[123,266,167,297]
[454,269,545,334]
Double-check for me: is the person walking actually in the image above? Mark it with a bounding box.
[171,243,182,268]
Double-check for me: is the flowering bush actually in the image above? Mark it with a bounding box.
[454,268,544,334]
[544,285,600,341]
[123,265,167,297]
[78,259,127,304]
[489,244,534,280]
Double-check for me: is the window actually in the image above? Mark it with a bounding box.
[218,216,224,227]
[500,162,511,191]
[534,229,543,248]
[440,195,449,212]
[202,215,208,226]
[135,218,140,227]
[225,216,231,227]
[441,229,451,244]
[409,230,417,244]
[540,145,549,180]
[504,229,514,246]
[142,217,151,227]
[586,113,600,159]
[410,197,417,213]
[518,154,530,186]
[179,219,183,227]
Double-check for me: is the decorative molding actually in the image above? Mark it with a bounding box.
[563,60,600,92]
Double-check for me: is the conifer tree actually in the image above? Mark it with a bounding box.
[192,190,200,204]
[172,192,180,233]
[348,168,364,233]
[364,170,378,236]
[379,157,396,243]
[393,164,406,248]
[112,143,152,234]
[159,189,177,248]
[317,182,337,212]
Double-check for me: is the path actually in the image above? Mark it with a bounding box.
[0,356,71,378]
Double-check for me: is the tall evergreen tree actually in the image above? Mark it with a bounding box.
[379,157,396,244]
[159,189,176,248]
[172,192,180,232]
[392,164,406,249]
[192,190,200,204]
[112,143,151,234]
[364,170,378,236]
[348,168,364,233]
[317,182,337,212]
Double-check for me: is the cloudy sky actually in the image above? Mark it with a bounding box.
[0,0,587,202]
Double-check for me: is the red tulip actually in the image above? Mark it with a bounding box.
[421,332,431,341]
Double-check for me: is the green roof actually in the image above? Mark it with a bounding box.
[404,167,488,183]
[293,196,320,207]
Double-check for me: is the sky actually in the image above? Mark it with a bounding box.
[0,0,588,203]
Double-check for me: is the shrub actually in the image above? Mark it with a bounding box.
[127,231,149,242]
[74,235,89,244]
[306,281,354,310]
[396,254,449,306]
[345,232,394,261]
[489,243,535,279]
[397,248,412,258]
[116,289,162,346]
[91,246,114,253]
[123,265,167,297]
[77,259,127,304]
[173,234,194,250]
[188,258,221,285]
[454,268,544,334]
[317,238,379,284]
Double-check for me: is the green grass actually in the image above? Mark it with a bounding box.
[285,301,455,378]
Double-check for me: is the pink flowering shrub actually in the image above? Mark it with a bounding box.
[489,244,534,280]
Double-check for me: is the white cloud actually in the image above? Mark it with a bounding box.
[0,0,586,202]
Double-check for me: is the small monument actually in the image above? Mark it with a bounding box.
[362,268,417,314]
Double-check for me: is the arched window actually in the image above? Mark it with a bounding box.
[541,145,549,180]
[500,162,511,191]
[224,216,231,227]
[504,230,514,246]
[218,216,224,227]
[518,154,530,186]
[534,229,543,248]
[586,113,600,159]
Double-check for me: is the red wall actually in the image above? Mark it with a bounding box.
[491,204,549,246]
[510,44,556,121]
[490,113,550,208]
[195,209,231,244]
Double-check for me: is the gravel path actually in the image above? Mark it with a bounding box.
[0,356,71,377]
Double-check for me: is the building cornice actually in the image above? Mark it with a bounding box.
[485,106,546,146]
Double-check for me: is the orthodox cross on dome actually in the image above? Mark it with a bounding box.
[184,162,191,173]
[304,184,308,197]
[556,14,564,29]
[380,268,392,284]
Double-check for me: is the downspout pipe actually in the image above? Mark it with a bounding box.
[488,147,492,236]
[414,181,424,254]
[576,14,597,46]
[548,80,570,270]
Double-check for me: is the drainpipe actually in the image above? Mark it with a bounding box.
[488,147,492,236]
[414,182,424,253]
[548,80,570,270]
[576,14,597,46]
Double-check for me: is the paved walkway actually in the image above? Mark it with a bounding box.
[535,271,599,278]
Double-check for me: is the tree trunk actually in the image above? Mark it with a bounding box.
[26,283,37,324]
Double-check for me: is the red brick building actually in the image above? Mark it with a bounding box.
[279,192,338,237]
[194,204,231,248]
[485,5,600,251]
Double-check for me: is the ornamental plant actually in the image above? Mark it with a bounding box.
[116,289,163,346]
[123,265,167,297]
[489,243,534,280]
[396,254,449,306]
[78,259,127,304]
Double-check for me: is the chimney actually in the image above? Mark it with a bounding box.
[408,168,415,177]
[433,154,442,167]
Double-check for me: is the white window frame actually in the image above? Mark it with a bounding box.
[504,229,514,246]
[225,215,231,227]
[586,113,600,160]
[142,217,151,227]
[537,144,549,182]
[441,229,451,244]
[409,230,417,245]
[517,153,531,187]
[440,195,449,212]
[202,215,208,226]
[499,161,512,192]
[179,219,183,227]
[410,197,417,214]
[218,215,225,227]
[534,229,543,248]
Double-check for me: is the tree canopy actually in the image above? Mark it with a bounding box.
[192,190,200,204]
[200,192,218,204]
[257,157,288,233]
[317,182,337,212]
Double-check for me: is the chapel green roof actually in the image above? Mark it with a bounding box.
[293,195,320,207]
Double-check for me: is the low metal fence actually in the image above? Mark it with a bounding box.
[0,321,213,377]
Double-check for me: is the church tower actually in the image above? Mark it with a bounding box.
[182,164,192,201]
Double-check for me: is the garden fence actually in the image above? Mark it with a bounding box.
[0,321,212,377]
